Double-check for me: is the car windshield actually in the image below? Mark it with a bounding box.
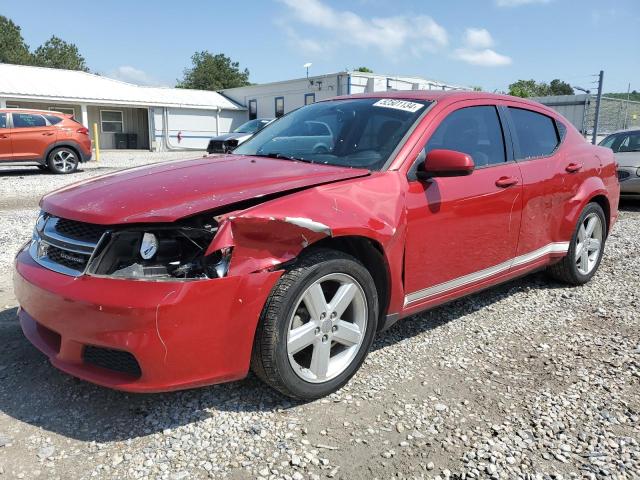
[599,131,640,152]
[233,98,431,170]
[233,119,267,134]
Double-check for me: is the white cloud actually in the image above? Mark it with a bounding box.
[453,48,512,67]
[463,28,494,49]
[107,66,165,86]
[496,0,552,6]
[277,0,448,57]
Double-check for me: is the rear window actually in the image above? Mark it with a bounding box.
[508,108,559,159]
[12,113,47,128]
[44,114,63,125]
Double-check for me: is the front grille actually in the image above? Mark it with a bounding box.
[55,218,108,243]
[617,170,631,181]
[46,245,91,270]
[30,215,107,276]
[83,346,142,378]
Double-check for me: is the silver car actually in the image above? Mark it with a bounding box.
[207,118,273,154]
[600,129,640,196]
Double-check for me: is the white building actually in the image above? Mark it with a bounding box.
[0,64,246,151]
[221,71,469,120]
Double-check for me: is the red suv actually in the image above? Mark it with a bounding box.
[13,92,619,400]
[0,109,92,174]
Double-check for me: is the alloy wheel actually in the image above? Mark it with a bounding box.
[52,150,78,173]
[575,212,603,275]
[287,273,367,383]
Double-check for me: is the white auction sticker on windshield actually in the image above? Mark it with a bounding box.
[372,99,424,113]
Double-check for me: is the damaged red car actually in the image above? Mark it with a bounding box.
[14,92,619,400]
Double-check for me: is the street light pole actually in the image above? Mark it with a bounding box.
[592,70,604,145]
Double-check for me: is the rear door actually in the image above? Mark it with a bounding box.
[504,105,579,257]
[0,113,11,160]
[403,102,523,309]
[9,112,56,160]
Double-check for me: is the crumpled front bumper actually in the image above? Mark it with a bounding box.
[13,249,281,392]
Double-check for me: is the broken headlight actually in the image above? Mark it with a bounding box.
[88,222,231,281]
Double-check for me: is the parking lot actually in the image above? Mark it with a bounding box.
[0,154,638,480]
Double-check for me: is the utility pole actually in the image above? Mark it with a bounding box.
[623,82,631,130]
[591,70,604,145]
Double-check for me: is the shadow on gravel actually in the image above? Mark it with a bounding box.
[0,271,566,443]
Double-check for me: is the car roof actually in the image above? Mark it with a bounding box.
[1,108,67,115]
[328,90,553,110]
[605,128,640,135]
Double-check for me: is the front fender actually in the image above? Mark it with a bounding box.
[207,172,408,313]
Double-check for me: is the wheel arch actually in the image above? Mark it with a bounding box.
[303,235,392,330]
[587,194,610,236]
[44,142,82,165]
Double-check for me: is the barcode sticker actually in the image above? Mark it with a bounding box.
[372,99,424,113]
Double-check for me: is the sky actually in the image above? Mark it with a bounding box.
[1,0,638,93]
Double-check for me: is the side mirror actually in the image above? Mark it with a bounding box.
[417,149,475,180]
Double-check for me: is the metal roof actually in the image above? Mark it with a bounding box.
[0,63,244,110]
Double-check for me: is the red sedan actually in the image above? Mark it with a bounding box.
[14,92,619,400]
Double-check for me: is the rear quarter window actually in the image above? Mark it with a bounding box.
[44,114,63,125]
[509,107,559,160]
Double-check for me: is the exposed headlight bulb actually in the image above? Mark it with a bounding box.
[140,233,159,260]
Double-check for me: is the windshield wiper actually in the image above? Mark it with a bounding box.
[254,152,314,163]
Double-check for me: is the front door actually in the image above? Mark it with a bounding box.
[403,103,523,309]
[0,113,11,160]
[9,112,56,160]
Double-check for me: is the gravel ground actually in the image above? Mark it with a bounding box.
[0,155,638,480]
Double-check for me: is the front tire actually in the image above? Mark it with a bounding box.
[548,202,606,285]
[251,249,378,400]
[47,147,79,174]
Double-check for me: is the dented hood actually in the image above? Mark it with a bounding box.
[41,155,369,224]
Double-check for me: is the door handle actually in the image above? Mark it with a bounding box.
[565,162,582,173]
[495,176,519,188]
[42,132,55,136]
[0,134,8,139]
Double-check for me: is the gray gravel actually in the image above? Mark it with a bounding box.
[0,155,638,479]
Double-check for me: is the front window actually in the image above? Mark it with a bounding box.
[233,119,267,134]
[101,110,124,133]
[234,98,431,170]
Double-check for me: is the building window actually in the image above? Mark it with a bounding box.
[50,106,75,117]
[248,100,257,120]
[6,103,20,108]
[100,110,124,133]
[304,93,315,105]
[275,97,284,118]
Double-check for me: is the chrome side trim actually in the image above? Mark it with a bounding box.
[404,242,570,306]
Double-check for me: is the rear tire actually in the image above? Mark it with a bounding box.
[251,249,378,400]
[548,202,606,285]
[47,147,79,174]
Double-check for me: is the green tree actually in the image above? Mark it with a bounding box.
[472,86,483,92]
[549,79,573,95]
[0,15,31,65]
[355,66,373,73]
[32,36,89,71]
[177,52,250,90]
[508,79,550,98]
